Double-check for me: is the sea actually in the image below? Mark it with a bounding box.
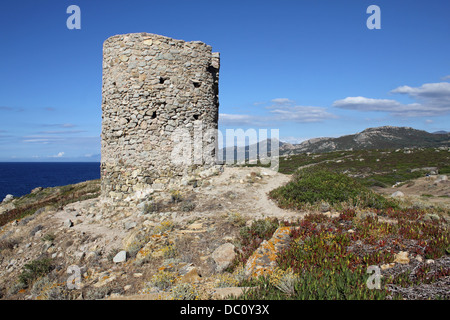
[0,162,101,200]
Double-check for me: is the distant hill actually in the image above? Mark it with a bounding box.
[219,138,283,163]
[433,130,449,135]
[280,126,450,155]
[217,126,450,161]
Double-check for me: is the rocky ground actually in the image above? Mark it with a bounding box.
[0,166,448,300]
[0,166,300,300]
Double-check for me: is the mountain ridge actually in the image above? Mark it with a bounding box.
[280,126,450,155]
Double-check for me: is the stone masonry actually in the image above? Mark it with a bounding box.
[101,33,220,201]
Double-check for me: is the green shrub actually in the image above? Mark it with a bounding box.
[148,270,177,290]
[42,233,56,242]
[180,200,196,212]
[143,201,163,214]
[269,167,397,210]
[170,190,183,203]
[171,283,199,300]
[0,238,19,251]
[19,258,53,286]
[227,211,246,227]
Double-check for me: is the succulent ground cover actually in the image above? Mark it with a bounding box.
[227,160,449,300]
[228,207,449,300]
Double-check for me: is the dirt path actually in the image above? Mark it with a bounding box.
[204,166,302,221]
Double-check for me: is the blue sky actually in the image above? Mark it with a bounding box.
[0,0,449,161]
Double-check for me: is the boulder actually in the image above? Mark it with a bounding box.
[179,267,202,283]
[2,194,14,203]
[394,251,410,264]
[391,191,404,198]
[64,219,74,228]
[113,250,127,263]
[124,221,137,230]
[424,213,440,222]
[244,227,292,278]
[434,175,448,184]
[212,243,236,272]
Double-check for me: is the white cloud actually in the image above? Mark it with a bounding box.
[219,113,263,126]
[253,101,266,106]
[38,130,86,135]
[269,105,337,123]
[23,139,52,144]
[390,82,450,99]
[271,98,295,106]
[333,96,403,111]
[425,119,433,124]
[42,123,76,128]
[441,75,450,81]
[333,81,450,117]
[220,98,337,126]
[49,152,65,158]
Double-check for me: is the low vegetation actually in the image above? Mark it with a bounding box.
[229,208,449,300]
[279,147,449,188]
[269,166,398,211]
[18,258,54,287]
[0,180,100,227]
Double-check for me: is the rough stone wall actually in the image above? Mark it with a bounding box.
[101,33,220,201]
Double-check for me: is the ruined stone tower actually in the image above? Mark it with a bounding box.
[101,33,220,200]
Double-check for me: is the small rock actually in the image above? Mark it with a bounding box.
[320,202,330,212]
[179,267,202,283]
[31,187,43,194]
[124,221,137,230]
[212,243,236,272]
[356,210,377,220]
[434,175,448,184]
[43,241,53,251]
[188,222,203,230]
[124,285,132,291]
[380,263,395,271]
[426,259,435,264]
[64,219,74,228]
[2,194,14,203]
[394,251,410,264]
[391,191,404,198]
[424,213,440,222]
[113,250,127,263]
[212,287,251,299]
[86,251,98,261]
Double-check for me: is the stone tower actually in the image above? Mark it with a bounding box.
[101,33,220,201]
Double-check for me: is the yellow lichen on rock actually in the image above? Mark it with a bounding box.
[244,227,292,278]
